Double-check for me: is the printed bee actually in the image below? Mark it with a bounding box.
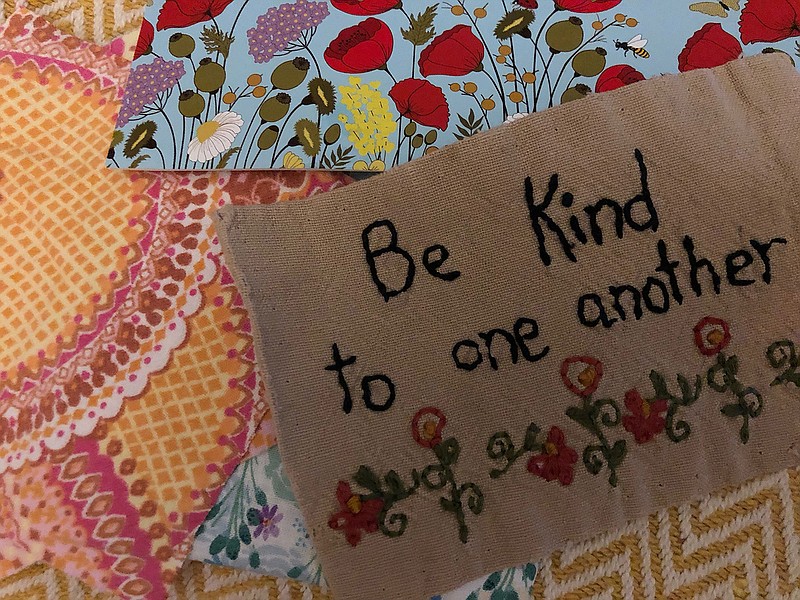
[615,34,650,59]
[689,0,740,17]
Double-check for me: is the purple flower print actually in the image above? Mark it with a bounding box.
[117,58,185,126]
[247,0,329,63]
[253,504,283,540]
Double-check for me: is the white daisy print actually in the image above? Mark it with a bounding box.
[187,112,243,163]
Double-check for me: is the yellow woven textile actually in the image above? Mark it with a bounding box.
[0,562,331,600]
[0,0,145,44]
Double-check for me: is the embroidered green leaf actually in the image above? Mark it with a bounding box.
[739,421,750,444]
[287,566,303,579]
[215,146,240,169]
[209,534,227,555]
[721,403,745,417]
[254,489,268,507]
[384,470,406,497]
[523,422,541,450]
[246,507,262,526]
[483,571,501,590]
[401,5,438,46]
[607,439,627,469]
[434,438,461,466]
[249,552,260,569]
[353,465,383,494]
[565,406,594,432]
[239,523,252,545]
[200,26,234,59]
[225,536,241,560]
[649,370,669,399]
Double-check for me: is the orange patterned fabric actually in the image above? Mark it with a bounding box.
[0,8,351,598]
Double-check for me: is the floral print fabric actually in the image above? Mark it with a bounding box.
[191,446,538,598]
[0,8,351,597]
[111,0,800,170]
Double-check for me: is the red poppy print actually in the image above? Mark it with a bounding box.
[516,0,538,7]
[134,18,154,60]
[621,389,668,444]
[324,18,394,74]
[560,356,603,397]
[740,0,800,44]
[694,316,731,356]
[156,0,236,30]
[328,481,384,547]
[678,23,743,72]
[411,407,446,448]
[330,0,400,15]
[555,0,622,13]
[389,78,450,130]
[419,25,485,77]
[595,64,645,92]
[527,426,578,485]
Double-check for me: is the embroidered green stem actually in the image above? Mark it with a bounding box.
[566,396,626,487]
[707,352,762,444]
[648,370,702,442]
[352,466,420,538]
[486,423,541,478]
[766,340,800,387]
[422,438,484,544]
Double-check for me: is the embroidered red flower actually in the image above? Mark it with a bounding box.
[560,356,603,397]
[411,407,447,448]
[739,0,800,44]
[693,316,731,356]
[621,389,668,444]
[156,0,236,30]
[330,0,400,15]
[134,18,154,60]
[555,0,622,13]
[327,481,384,546]
[418,25,485,77]
[527,426,578,485]
[678,23,743,72]
[389,78,450,130]
[595,64,645,92]
[324,18,394,74]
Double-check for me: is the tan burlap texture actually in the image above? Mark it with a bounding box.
[216,55,800,600]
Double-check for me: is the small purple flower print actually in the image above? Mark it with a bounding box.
[117,58,185,126]
[253,504,283,540]
[247,0,329,64]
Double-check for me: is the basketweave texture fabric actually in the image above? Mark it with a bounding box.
[216,55,800,600]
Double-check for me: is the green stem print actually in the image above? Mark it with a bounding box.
[328,407,482,546]
[766,340,800,387]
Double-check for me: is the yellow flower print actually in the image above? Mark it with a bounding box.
[282,151,305,169]
[337,77,397,158]
[353,159,386,172]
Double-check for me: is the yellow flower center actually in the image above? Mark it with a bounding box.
[422,420,437,439]
[261,517,272,527]
[544,442,558,455]
[196,120,221,142]
[346,495,362,514]
[641,400,651,418]
[707,328,724,346]
[577,366,596,388]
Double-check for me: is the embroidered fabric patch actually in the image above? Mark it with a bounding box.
[216,56,800,600]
